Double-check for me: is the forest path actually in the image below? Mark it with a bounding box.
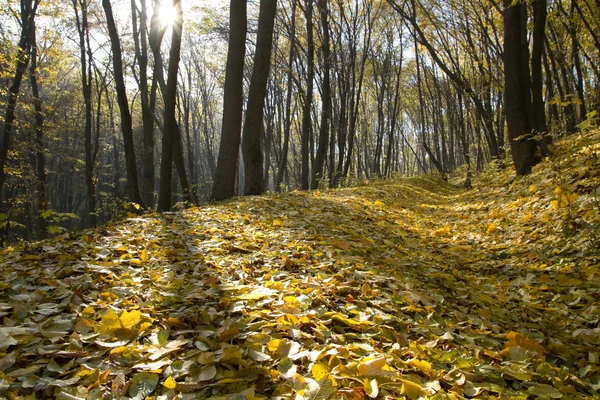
[0,131,599,398]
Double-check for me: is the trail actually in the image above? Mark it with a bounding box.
[0,131,599,399]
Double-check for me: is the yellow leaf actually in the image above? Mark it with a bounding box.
[401,380,427,399]
[163,376,176,389]
[96,310,120,334]
[408,359,431,374]
[486,223,497,234]
[373,200,384,207]
[140,249,149,262]
[503,332,545,358]
[361,283,373,296]
[357,358,387,377]
[560,191,577,207]
[311,362,330,381]
[283,296,301,306]
[119,310,142,330]
[129,258,142,266]
[551,200,560,209]
[432,226,451,237]
[528,185,537,193]
[364,378,379,398]
[273,219,284,227]
[267,339,281,353]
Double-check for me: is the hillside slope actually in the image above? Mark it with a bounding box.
[0,130,599,399]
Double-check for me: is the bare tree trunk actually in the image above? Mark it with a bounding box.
[504,0,540,175]
[132,0,155,207]
[242,0,277,195]
[212,0,247,201]
[102,0,145,207]
[301,0,314,190]
[311,0,331,189]
[275,0,297,192]
[28,20,46,238]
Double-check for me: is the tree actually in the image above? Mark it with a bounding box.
[275,0,297,192]
[132,0,155,207]
[311,0,331,189]
[212,0,247,201]
[503,0,539,175]
[157,0,184,212]
[242,0,277,196]
[301,0,314,190]
[72,0,97,227]
[0,0,40,194]
[102,0,145,207]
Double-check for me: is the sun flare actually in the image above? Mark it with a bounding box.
[158,2,177,27]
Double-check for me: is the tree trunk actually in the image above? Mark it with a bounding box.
[242,0,277,195]
[132,0,155,208]
[102,0,145,207]
[503,0,539,175]
[212,0,247,201]
[301,0,314,190]
[28,21,46,238]
[275,0,297,192]
[157,0,184,211]
[311,0,331,189]
[0,0,39,194]
[531,0,549,155]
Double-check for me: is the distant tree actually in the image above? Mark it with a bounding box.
[212,0,247,201]
[242,0,277,195]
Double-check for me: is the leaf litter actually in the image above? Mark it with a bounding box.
[0,130,599,399]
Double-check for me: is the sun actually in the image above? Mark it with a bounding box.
[158,1,178,27]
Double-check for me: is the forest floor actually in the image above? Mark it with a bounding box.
[1,130,600,400]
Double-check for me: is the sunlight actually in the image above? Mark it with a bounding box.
[158,1,177,27]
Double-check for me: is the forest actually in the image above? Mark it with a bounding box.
[0,0,599,398]
[0,0,596,239]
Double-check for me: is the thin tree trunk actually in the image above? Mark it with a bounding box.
[242,0,277,195]
[102,0,145,207]
[301,0,314,190]
[158,0,184,211]
[212,0,247,201]
[311,0,331,189]
[275,0,297,192]
[28,21,46,238]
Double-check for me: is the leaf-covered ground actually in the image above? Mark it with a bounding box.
[1,130,599,399]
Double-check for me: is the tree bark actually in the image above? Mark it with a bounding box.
[28,20,46,238]
[157,0,184,211]
[301,0,314,190]
[275,0,297,192]
[212,0,247,201]
[503,0,539,175]
[311,0,331,189]
[242,0,277,195]
[0,0,40,194]
[132,0,155,208]
[102,0,145,207]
